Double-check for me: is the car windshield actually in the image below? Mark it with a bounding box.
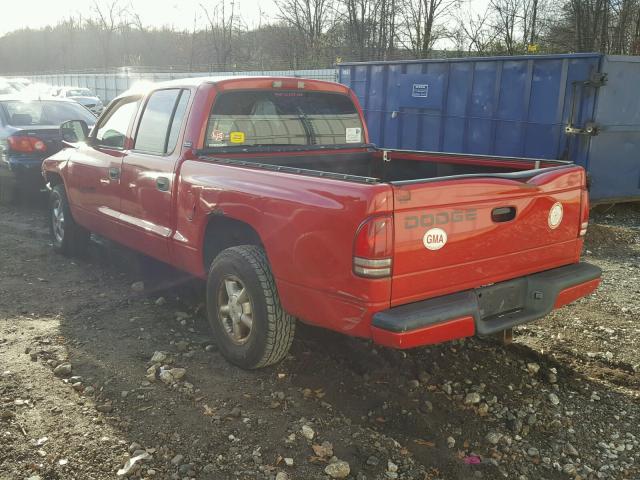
[205,90,364,148]
[0,83,18,95]
[7,81,25,91]
[2,100,96,126]
[67,88,92,97]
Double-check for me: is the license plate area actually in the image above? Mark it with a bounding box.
[476,278,527,320]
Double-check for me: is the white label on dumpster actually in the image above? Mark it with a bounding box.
[412,83,429,98]
[345,127,362,143]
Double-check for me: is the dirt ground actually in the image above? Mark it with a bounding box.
[0,201,638,480]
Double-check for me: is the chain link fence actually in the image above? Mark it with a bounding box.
[28,68,339,103]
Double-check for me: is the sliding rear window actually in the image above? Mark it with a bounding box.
[205,90,364,148]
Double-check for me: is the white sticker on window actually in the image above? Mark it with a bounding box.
[345,127,362,143]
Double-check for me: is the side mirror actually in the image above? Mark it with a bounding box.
[60,119,89,147]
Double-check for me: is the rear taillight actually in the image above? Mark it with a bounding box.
[353,214,393,278]
[7,135,47,153]
[579,188,589,237]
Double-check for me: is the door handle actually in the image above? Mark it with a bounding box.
[156,176,170,192]
[108,167,120,180]
[492,206,516,222]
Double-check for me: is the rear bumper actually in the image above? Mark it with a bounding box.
[371,262,601,349]
[4,155,46,173]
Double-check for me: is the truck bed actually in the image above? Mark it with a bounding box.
[198,146,585,309]
[201,147,568,184]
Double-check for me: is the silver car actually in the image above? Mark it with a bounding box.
[58,87,104,115]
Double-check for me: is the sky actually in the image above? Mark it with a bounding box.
[0,0,279,35]
[1,0,488,37]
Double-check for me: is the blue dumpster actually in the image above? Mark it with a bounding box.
[338,53,640,203]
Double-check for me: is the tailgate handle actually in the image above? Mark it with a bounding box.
[492,206,516,223]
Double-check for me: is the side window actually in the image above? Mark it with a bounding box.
[134,89,186,155]
[95,97,140,149]
[166,90,191,153]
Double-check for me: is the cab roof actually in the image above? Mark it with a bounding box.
[116,76,348,100]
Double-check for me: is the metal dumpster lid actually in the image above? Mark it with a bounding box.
[338,53,603,67]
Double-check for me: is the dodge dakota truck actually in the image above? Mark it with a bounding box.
[42,76,602,369]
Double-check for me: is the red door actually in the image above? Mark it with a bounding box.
[66,96,141,238]
[118,88,191,262]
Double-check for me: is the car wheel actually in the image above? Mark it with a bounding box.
[206,245,295,369]
[49,184,89,256]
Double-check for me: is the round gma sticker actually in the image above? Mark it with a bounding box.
[423,227,448,250]
[548,202,563,229]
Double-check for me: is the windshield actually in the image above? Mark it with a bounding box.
[67,88,93,97]
[7,81,25,91]
[205,90,364,148]
[2,100,96,126]
[0,83,17,95]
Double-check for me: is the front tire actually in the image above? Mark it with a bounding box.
[206,245,295,369]
[49,184,89,256]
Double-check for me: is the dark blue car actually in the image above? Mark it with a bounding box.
[0,95,96,195]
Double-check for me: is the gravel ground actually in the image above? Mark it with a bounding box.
[0,202,638,480]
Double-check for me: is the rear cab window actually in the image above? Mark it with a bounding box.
[205,90,364,148]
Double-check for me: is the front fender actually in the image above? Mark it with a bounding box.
[42,149,72,185]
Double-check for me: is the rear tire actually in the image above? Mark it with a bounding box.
[206,245,295,369]
[49,184,89,256]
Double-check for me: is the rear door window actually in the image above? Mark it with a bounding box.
[166,90,191,153]
[205,91,364,148]
[134,89,190,155]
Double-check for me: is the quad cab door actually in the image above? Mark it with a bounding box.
[118,88,191,262]
[66,96,141,237]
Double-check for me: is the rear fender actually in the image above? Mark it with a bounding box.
[172,160,394,335]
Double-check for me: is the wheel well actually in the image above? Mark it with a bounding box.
[203,215,263,271]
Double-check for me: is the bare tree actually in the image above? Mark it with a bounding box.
[543,0,640,54]
[633,7,640,53]
[189,13,199,71]
[342,0,376,59]
[520,0,541,45]
[201,0,241,69]
[335,0,398,60]
[488,0,522,54]
[4,0,640,75]
[276,0,335,64]
[379,0,398,56]
[90,0,132,67]
[398,0,456,58]
[57,16,82,71]
[566,0,610,51]
[455,7,498,54]
[610,0,638,53]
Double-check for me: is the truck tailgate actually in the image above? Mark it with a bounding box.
[391,166,585,307]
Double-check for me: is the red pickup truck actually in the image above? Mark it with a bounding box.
[42,76,601,369]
